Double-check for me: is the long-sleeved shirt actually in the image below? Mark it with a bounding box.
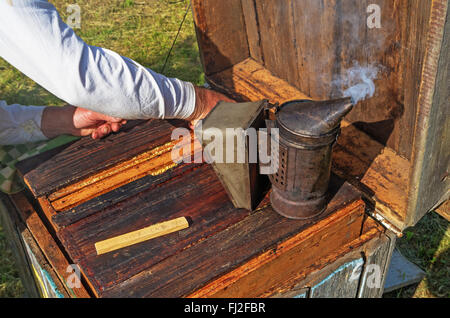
[0,0,196,145]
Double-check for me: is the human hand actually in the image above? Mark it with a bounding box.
[187,86,235,128]
[41,105,126,140]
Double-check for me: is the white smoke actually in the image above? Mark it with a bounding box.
[334,63,380,104]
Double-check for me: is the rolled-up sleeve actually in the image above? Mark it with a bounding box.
[0,0,196,120]
[0,101,48,145]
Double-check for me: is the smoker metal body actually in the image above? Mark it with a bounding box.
[197,100,270,211]
[199,97,354,219]
[267,97,354,219]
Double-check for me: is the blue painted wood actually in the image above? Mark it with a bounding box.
[310,258,364,298]
[22,235,65,298]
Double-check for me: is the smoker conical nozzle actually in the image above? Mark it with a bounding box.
[276,97,354,137]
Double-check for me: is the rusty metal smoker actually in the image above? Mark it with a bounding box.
[266,97,354,219]
[198,97,354,220]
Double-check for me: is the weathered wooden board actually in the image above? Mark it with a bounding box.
[435,200,450,222]
[191,199,365,298]
[204,0,435,160]
[208,58,411,230]
[407,0,450,226]
[333,121,410,230]
[309,258,364,298]
[99,178,364,298]
[383,248,425,294]
[195,0,449,229]
[51,163,199,228]
[14,117,375,298]
[9,193,91,298]
[241,0,264,64]
[20,229,68,298]
[266,223,391,298]
[57,164,253,296]
[17,120,176,197]
[192,0,250,76]
[208,58,310,103]
[358,231,396,297]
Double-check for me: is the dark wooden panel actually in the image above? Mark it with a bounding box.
[100,177,362,298]
[407,0,449,226]
[309,257,364,298]
[242,0,264,64]
[9,193,91,298]
[17,120,175,197]
[359,232,395,297]
[192,0,250,76]
[208,58,411,229]
[52,163,200,228]
[57,164,252,295]
[255,0,300,86]
[252,0,432,159]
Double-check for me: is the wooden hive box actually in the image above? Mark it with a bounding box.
[0,0,448,298]
[191,0,449,231]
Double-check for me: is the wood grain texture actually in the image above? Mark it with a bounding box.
[358,231,396,297]
[242,0,264,64]
[9,192,90,298]
[208,58,411,230]
[100,178,363,298]
[190,200,365,298]
[309,257,364,298]
[254,0,301,87]
[435,200,450,222]
[47,141,176,205]
[192,0,249,76]
[332,121,410,229]
[57,164,253,296]
[193,0,446,228]
[268,223,388,298]
[37,197,60,232]
[208,58,310,103]
[17,120,175,197]
[195,0,446,162]
[52,163,200,229]
[407,0,449,226]
[251,0,432,159]
[48,137,201,212]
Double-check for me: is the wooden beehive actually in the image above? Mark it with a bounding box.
[191,0,449,231]
[0,0,448,298]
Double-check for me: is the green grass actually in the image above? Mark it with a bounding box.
[384,213,449,298]
[0,0,204,107]
[0,0,448,298]
[0,223,24,298]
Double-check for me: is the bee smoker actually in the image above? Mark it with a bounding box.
[197,97,354,220]
[266,97,354,219]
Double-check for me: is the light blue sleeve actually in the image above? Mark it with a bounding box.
[0,101,48,145]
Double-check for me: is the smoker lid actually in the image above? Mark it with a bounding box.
[276,97,354,137]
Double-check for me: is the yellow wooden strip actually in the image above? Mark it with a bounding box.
[95,217,189,255]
